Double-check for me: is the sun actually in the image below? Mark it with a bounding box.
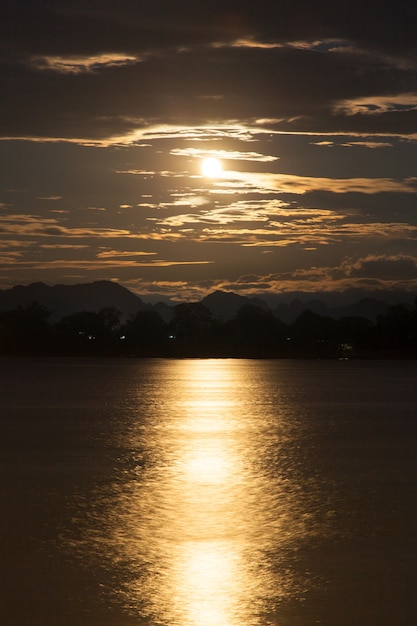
[201,157,223,178]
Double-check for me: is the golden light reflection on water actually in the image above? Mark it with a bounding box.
[80,360,318,625]
[168,540,252,626]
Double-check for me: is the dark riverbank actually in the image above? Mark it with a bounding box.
[1,298,416,359]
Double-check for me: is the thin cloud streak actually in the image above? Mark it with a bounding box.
[30,53,140,74]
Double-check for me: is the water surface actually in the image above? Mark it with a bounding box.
[1,358,416,625]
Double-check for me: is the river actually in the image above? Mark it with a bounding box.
[1,357,416,625]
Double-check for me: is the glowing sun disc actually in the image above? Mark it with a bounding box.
[201,157,222,178]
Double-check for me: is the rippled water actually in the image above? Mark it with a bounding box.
[1,358,417,625]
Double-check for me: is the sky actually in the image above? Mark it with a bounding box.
[1,0,417,303]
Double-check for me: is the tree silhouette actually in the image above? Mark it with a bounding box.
[123,310,166,355]
[291,309,336,356]
[55,307,122,354]
[224,304,288,357]
[168,302,215,355]
[376,303,415,354]
[335,316,376,356]
[1,295,416,358]
[0,302,52,354]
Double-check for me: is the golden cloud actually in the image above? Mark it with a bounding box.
[30,53,140,74]
[335,93,417,116]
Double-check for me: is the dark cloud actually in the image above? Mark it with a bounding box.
[1,1,417,298]
[347,255,417,280]
[1,1,417,139]
[4,1,417,55]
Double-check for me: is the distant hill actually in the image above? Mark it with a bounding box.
[202,291,392,323]
[201,290,269,321]
[0,281,149,321]
[273,297,391,324]
[328,298,391,322]
[273,299,327,324]
[153,301,175,322]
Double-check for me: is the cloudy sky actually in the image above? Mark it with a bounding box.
[1,0,417,302]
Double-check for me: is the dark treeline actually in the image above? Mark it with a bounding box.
[1,299,417,358]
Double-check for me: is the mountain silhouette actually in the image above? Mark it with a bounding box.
[0,281,407,324]
[273,297,390,323]
[0,281,148,320]
[201,290,268,321]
